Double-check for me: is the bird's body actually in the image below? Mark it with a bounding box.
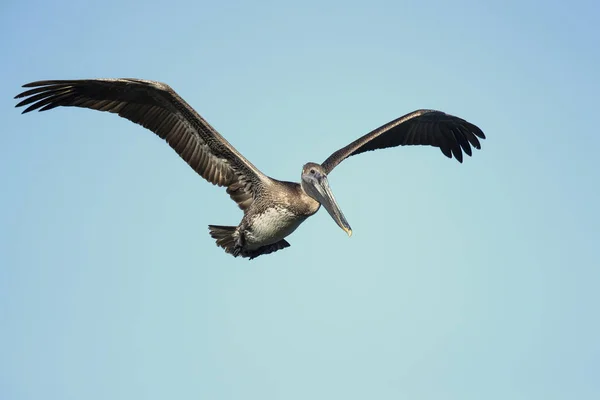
[210,180,319,259]
[15,78,486,259]
[242,182,318,246]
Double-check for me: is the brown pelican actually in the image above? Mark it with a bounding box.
[15,79,486,259]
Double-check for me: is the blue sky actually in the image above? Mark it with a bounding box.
[1,0,598,399]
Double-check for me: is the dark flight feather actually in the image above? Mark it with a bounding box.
[15,78,270,211]
[321,109,485,174]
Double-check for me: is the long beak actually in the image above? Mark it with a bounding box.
[313,176,352,237]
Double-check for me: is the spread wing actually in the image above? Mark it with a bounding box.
[321,109,486,174]
[15,78,270,211]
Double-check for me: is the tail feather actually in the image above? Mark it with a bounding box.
[208,225,237,253]
[208,225,291,259]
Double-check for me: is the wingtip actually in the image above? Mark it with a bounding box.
[14,102,28,113]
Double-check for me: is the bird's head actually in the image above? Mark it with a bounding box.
[300,162,352,237]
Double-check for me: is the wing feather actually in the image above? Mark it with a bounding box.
[15,78,270,211]
[321,109,485,174]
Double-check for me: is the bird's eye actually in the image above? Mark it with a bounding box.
[310,169,315,174]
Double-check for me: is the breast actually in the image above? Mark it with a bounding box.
[244,206,307,249]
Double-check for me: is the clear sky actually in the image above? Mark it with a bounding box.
[1,0,598,399]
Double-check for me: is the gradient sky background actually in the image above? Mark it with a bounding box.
[1,0,599,399]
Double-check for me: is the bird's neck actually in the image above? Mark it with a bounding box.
[297,183,321,216]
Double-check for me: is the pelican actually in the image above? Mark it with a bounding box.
[15,79,486,259]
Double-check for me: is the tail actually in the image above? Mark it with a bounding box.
[208,225,238,254]
[208,224,291,260]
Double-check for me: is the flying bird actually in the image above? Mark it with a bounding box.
[15,79,486,259]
